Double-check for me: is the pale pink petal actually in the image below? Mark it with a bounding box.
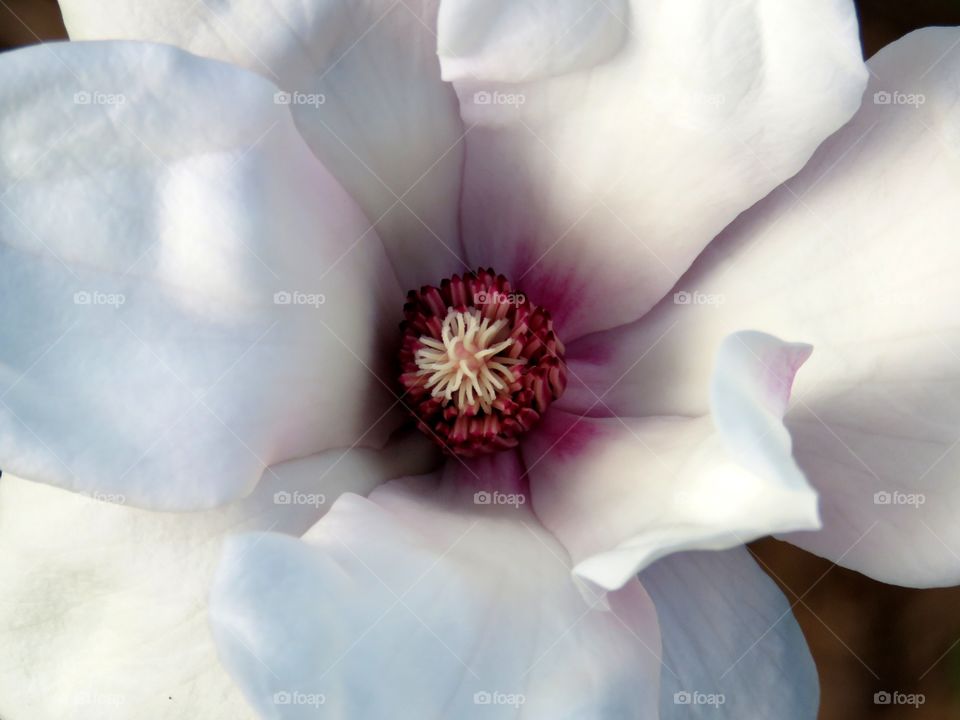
[0,435,434,720]
[0,41,400,509]
[565,27,960,587]
[643,548,818,719]
[60,0,467,287]
[438,0,629,83]
[526,332,818,591]
[210,460,662,718]
[438,0,866,339]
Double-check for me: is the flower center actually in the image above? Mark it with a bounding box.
[399,269,566,457]
[415,308,525,413]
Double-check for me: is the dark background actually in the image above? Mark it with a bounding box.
[3,1,960,718]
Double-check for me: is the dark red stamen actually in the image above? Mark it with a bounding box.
[398,268,567,457]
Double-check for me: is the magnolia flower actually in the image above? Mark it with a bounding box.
[1,0,958,718]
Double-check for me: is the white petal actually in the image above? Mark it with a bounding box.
[563,27,960,587]
[0,436,434,720]
[438,0,629,83]
[210,464,662,719]
[0,41,402,509]
[642,548,818,720]
[525,332,819,591]
[59,0,467,288]
[438,0,866,339]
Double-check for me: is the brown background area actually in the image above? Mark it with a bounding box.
[3,1,960,718]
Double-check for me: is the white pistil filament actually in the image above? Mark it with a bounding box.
[415,308,524,413]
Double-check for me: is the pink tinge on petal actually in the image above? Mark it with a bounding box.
[523,405,607,463]
[524,409,713,579]
[507,244,598,341]
[445,448,531,498]
[525,332,819,591]
[575,27,960,589]
[442,0,867,340]
[749,341,814,418]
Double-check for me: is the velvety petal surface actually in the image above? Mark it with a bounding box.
[438,0,867,339]
[643,547,818,720]
[0,41,401,509]
[438,0,629,83]
[525,331,819,591]
[58,0,467,287]
[0,436,435,720]
[210,459,662,719]
[563,27,960,586]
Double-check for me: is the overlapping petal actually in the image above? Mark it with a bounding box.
[563,27,960,587]
[59,0,467,286]
[439,0,867,339]
[525,332,819,590]
[210,461,662,719]
[438,0,629,83]
[0,41,402,509]
[0,436,434,720]
[643,548,818,720]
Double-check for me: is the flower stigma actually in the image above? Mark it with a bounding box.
[415,308,524,413]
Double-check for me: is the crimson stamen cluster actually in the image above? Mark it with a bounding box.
[398,268,566,456]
